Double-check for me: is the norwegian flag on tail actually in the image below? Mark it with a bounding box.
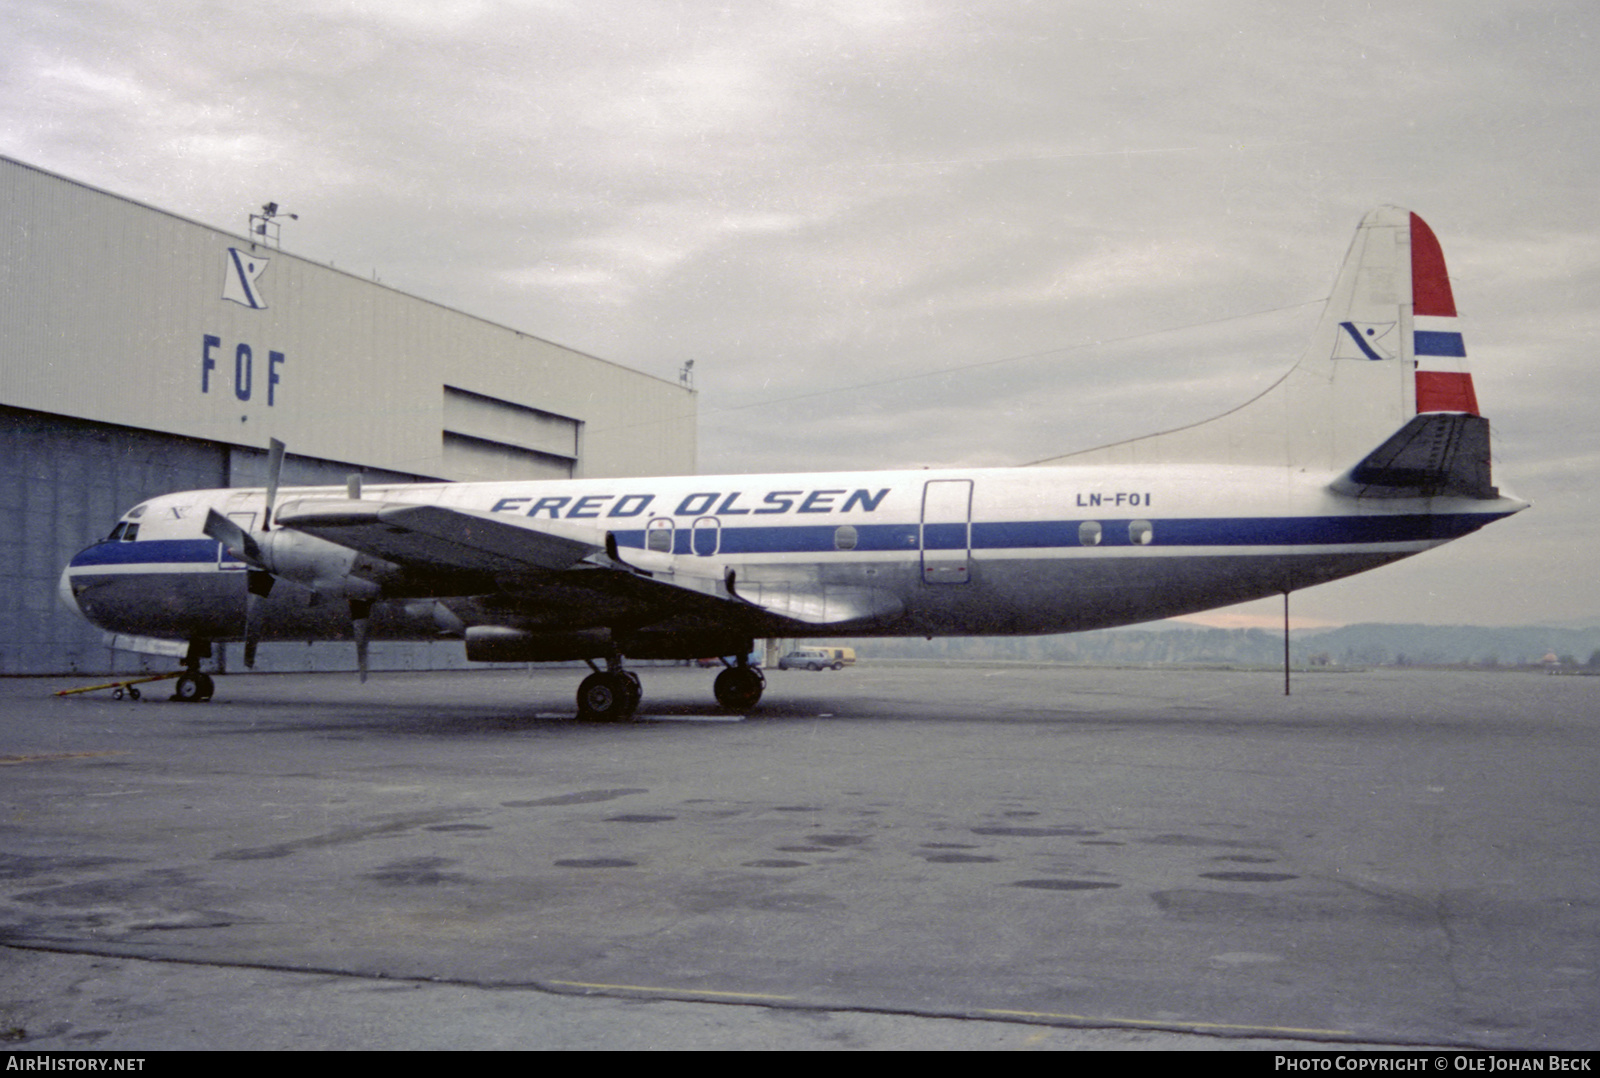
[1410,213,1479,415]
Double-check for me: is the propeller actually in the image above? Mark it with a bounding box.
[204,441,381,681]
[350,599,372,683]
[346,476,372,681]
[262,438,285,529]
[203,438,286,669]
[243,570,275,667]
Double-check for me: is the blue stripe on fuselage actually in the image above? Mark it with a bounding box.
[69,539,227,568]
[66,512,1508,572]
[975,513,1497,548]
[614,511,1507,556]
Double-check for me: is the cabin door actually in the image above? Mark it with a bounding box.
[920,479,972,585]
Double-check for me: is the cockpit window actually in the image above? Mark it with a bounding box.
[122,523,140,541]
[126,505,146,519]
[107,522,127,541]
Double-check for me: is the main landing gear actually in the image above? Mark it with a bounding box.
[575,666,642,722]
[575,651,767,721]
[713,663,765,711]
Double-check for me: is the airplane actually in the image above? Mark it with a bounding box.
[59,206,1526,719]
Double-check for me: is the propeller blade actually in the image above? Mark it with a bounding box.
[350,598,373,683]
[263,438,286,530]
[243,569,275,668]
[203,509,265,568]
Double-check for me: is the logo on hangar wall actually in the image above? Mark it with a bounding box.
[222,248,269,309]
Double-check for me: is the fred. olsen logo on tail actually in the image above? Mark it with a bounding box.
[60,208,1525,718]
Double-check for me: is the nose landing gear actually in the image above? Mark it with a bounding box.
[172,640,216,703]
[172,671,216,703]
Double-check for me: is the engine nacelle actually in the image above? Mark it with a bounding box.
[259,529,390,601]
[464,626,612,663]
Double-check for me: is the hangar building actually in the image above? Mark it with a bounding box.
[1,156,697,675]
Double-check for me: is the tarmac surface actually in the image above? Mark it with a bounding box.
[1,662,1596,1051]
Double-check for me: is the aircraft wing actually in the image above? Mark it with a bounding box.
[274,499,603,574]
[273,499,903,630]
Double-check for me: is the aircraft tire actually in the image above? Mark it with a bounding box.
[714,666,765,711]
[174,674,204,703]
[576,672,638,722]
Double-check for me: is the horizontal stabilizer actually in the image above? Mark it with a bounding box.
[1331,413,1496,499]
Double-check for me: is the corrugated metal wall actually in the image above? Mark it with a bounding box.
[0,404,478,675]
[0,406,225,673]
[0,155,695,482]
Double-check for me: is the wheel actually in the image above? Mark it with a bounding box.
[807,662,820,671]
[127,686,140,701]
[196,673,215,701]
[112,688,124,700]
[173,673,205,703]
[576,671,638,722]
[831,662,843,671]
[714,666,765,711]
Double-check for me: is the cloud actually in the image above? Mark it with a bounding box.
[5,0,1599,624]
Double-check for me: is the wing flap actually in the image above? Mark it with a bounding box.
[729,578,905,625]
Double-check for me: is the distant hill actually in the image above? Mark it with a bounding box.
[1289,623,1600,668]
[820,623,1600,668]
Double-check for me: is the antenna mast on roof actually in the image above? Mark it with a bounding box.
[248,202,298,249]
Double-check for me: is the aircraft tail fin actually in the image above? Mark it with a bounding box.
[1037,207,1484,473]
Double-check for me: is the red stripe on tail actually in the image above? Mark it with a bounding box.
[1411,212,1457,317]
[1416,370,1479,414]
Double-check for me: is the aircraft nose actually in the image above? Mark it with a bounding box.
[58,566,83,617]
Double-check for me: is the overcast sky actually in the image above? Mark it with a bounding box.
[6,0,1597,628]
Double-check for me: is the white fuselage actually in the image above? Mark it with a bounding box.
[59,462,1521,653]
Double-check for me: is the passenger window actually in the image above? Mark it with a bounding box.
[1078,521,1102,546]
[1129,520,1153,546]
[833,525,858,551]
